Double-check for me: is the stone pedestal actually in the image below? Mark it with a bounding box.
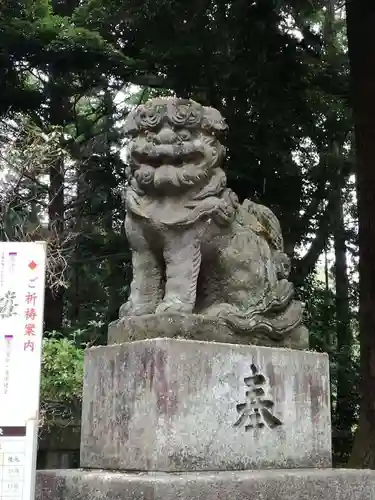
[80,338,331,471]
[36,469,375,500]
[35,336,375,500]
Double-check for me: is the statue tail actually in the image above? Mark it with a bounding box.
[217,299,304,341]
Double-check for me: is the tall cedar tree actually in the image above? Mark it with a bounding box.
[346,0,375,468]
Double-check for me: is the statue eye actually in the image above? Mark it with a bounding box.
[178,130,191,141]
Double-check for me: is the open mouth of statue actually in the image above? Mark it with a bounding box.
[132,151,203,168]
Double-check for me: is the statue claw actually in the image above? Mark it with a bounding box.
[155,300,193,314]
[119,301,157,318]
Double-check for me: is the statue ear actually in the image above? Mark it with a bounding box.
[201,107,228,135]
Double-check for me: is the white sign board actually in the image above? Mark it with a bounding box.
[0,242,46,500]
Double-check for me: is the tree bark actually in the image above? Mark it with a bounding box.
[44,0,78,332]
[332,182,355,465]
[346,0,375,468]
[291,199,333,286]
[44,147,65,332]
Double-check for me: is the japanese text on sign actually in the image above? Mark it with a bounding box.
[0,243,46,500]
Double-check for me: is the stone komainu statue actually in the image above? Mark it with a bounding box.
[118,98,308,348]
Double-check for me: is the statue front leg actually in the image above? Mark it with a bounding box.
[120,215,163,317]
[156,227,202,314]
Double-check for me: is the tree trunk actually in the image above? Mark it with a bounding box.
[71,168,85,324]
[102,88,123,324]
[332,183,355,465]
[44,149,65,332]
[44,75,66,332]
[346,0,375,468]
[44,0,78,332]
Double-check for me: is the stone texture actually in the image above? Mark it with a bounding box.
[108,313,309,350]
[80,338,331,472]
[36,468,375,500]
[118,97,308,348]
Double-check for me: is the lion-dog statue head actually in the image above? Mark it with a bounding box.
[124,98,228,194]
[124,98,240,227]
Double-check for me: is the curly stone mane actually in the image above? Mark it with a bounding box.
[124,98,228,194]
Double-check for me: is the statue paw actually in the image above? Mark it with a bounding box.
[155,299,193,314]
[119,301,157,318]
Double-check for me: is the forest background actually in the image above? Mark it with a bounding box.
[1,0,372,468]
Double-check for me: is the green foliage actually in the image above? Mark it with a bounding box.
[39,331,84,425]
[300,278,337,353]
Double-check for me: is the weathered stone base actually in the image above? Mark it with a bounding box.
[108,313,309,350]
[36,469,375,500]
[80,338,331,471]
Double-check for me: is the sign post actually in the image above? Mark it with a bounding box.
[0,242,47,500]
